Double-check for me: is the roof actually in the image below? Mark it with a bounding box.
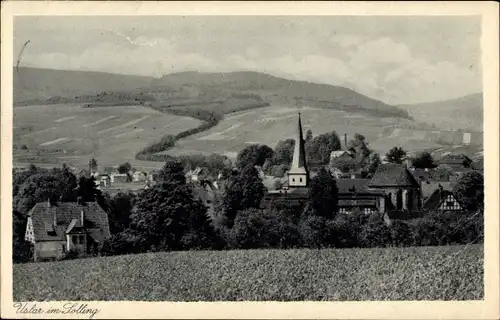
[369,164,420,188]
[421,181,453,199]
[290,113,308,172]
[330,151,351,159]
[338,199,377,207]
[408,168,432,182]
[423,189,462,211]
[336,179,371,193]
[28,201,110,242]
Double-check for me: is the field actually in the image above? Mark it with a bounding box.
[13,104,201,170]
[13,245,483,301]
[163,105,478,160]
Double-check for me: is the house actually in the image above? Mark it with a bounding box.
[330,150,352,162]
[148,170,161,183]
[24,198,111,261]
[132,171,148,183]
[336,178,385,215]
[110,173,129,183]
[423,186,464,212]
[186,167,206,182]
[438,153,473,170]
[368,163,421,211]
[99,174,111,188]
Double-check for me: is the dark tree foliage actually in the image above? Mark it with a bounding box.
[307,167,338,218]
[385,146,407,164]
[14,166,78,213]
[306,131,342,165]
[412,152,437,169]
[90,158,98,171]
[221,164,267,227]
[12,210,33,263]
[272,139,295,166]
[129,159,215,252]
[107,191,136,234]
[298,215,329,249]
[76,176,107,210]
[236,144,274,169]
[117,162,132,174]
[305,129,313,142]
[453,171,484,211]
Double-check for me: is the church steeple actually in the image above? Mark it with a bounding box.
[287,112,309,187]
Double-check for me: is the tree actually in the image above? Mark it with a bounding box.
[431,164,454,181]
[117,162,132,174]
[13,210,33,263]
[90,158,98,172]
[412,152,437,169]
[272,139,295,166]
[236,144,274,169]
[130,159,215,251]
[220,164,266,227]
[305,129,313,142]
[76,176,106,208]
[107,191,136,234]
[307,167,338,218]
[453,171,484,211]
[14,168,78,213]
[385,147,407,164]
[366,152,382,177]
[306,131,342,165]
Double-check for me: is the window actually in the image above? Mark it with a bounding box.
[364,208,373,215]
[446,201,454,207]
[299,178,303,183]
[72,235,79,244]
[292,178,295,182]
[339,208,349,214]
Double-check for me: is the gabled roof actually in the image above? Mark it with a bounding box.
[423,189,462,211]
[336,179,371,193]
[28,201,110,242]
[408,168,432,182]
[369,164,420,188]
[421,181,453,199]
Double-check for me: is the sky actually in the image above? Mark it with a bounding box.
[14,16,482,105]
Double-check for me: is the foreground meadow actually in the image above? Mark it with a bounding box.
[13,245,483,301]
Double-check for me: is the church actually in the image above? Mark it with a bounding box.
[263,113,422,215]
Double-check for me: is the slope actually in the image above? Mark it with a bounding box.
[398,93,483,132]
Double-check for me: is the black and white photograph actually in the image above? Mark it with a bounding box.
[2,1,499,319]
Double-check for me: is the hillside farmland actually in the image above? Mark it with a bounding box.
[13,244,483,301]
[13,104,201,170]
[162,105,480,160]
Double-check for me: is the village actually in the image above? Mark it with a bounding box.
[14,113,484,263]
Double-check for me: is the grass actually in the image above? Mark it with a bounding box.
[13,103,201,170]
[13,244,483,301]
[164,105,460,159]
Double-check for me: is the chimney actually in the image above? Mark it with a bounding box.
[47,198,51,207]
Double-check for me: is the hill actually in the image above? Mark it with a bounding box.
[398,93,483,132]
[14,245,482,301]
[149,71,411,119]
[14,67,410,119]
[13,67,154,105]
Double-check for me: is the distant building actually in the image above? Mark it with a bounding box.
[368,163,421,212]
[110,173,129,184]
[336,178,385,215]
[186,167,206,182]
[25,198,111,262]
[132,171,148,183]
[423,185,464,212]
[438,153,473,170]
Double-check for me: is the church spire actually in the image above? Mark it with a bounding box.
[287,112,309,187]
[291,112,307,171]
